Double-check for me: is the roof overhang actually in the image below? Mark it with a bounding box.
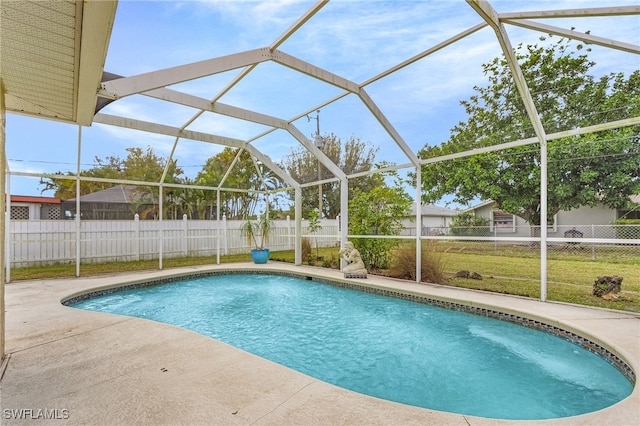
[0,0,117,126]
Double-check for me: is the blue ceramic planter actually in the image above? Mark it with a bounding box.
[250,249,270,264]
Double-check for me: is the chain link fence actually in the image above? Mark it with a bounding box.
[418,224,640,261]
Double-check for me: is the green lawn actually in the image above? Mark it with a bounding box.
[439,249,640,313]
[8,244,640,313]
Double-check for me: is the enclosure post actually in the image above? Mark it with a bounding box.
[158,185,163,270]
[0,79,6,359]
[5,170,10,284]
[469,0,549,301]
[216,189,220,264]
[540,141,548,301]
[415,166,422,284]
[294,187,302,265]
[339,178,348,269]
[75,125,82,277]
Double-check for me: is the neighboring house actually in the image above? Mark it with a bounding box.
[400,203,458,236]
[464,197,640,238]
[9,195,62,220]
[61,185,157,220]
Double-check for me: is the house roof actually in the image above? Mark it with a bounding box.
[463,200,496,213]
[466,194,640,213]
[10,195,61,204]
[411,203,458,217]
[66,185,141,204]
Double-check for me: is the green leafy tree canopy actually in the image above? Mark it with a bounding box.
[196,147,285,219]
[40,146,183,200]
[349,182,413,270]
[418,37,640,228]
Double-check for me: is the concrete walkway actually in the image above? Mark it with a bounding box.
[1,262,638,425]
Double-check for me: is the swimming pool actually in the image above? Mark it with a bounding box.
[67,272,633,420]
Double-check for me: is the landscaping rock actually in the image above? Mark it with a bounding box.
[456,270,482,280]
[456,270,470,278]
[593,276,623,297]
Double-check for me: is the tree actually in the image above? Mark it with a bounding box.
[307,208,322,259]
[348,176,413,270]
[417,37,640,231]
[196,148,285,219]
[40,146,183,200]
[280,134,379,218]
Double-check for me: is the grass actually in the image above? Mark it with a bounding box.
[8,244,640,313]
[440,249,640,313]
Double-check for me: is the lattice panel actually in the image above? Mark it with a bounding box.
[43,205,61,220]
[11,206,29,220]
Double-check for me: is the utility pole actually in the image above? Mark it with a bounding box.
[307,110,324,217]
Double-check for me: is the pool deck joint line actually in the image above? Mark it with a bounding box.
[2,262,638,425]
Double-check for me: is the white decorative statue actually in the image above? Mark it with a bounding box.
[339,241,367,277]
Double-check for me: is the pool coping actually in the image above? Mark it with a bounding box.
[2,262,639,425]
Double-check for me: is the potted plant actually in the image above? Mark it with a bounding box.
[241,212,273,264]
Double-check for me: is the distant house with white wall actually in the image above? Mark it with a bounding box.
[9,195,62,220]
[465,196,640,238]
[400,203,458,236]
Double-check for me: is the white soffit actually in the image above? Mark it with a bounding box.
[0,0,116,125]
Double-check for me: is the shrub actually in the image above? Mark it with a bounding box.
[348,185,413,269]
[450,212,490,237]
[611,219,640,239]
[388,241,447,284]
[322,253,339,269]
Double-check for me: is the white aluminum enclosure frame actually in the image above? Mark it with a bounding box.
[1,1,639,359]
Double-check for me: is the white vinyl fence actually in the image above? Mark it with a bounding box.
[8,216,341,268]
[8,217,638,269]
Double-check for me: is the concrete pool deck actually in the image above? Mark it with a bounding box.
[1,262,638,425]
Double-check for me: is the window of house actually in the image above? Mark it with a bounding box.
[617,209,640,220]
[490,210,515,232]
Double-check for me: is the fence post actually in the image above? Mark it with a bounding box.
[5,179,10,283]
[222,214,228,255]
[287,215,292,249]
[182,214,188,257]
[591,224,596,260]
[134,214,140,261]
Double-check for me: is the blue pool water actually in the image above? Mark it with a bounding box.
[70,273,633,420]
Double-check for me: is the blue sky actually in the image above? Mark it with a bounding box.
[5,0,639,202]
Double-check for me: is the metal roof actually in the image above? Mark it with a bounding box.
[65,184,145,204]
[0,0,116,125]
